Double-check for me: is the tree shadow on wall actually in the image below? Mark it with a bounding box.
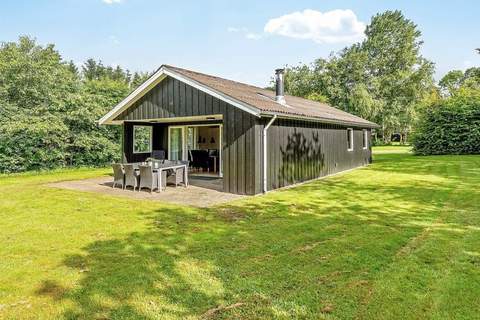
[279,129,325,186]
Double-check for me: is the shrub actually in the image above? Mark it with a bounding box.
[412,89,480,155]
[0,116,70,172]
[0,37,130,173]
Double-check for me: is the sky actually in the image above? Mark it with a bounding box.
[1,0,479,86]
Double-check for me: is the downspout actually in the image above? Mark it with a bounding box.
[263,115,277,193]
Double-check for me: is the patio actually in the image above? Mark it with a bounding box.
[48,175,245,207]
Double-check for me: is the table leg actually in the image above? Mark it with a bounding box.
[157,169,162,192]
[184,165,188,187]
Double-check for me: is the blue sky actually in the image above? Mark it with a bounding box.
[1,0,479,86]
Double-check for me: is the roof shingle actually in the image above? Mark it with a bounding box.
[164,65,378,128]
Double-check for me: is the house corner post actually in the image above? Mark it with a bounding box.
[263,115,277,193]
[121,123,127,163]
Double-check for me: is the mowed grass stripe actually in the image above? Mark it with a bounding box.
[0,146,479,319]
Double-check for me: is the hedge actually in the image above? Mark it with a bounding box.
[412,89,480,155]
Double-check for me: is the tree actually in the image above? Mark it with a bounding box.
[82,58,103,80]
[283,11,434,143]
[321,44,378,119]
[0,36,139,173]
[131,71,152,89]
[0,36,77,171]
[67,60,79,77]
[283,63,323,98]
[65,78,129,166]
[463,67,480,88]
[360,10,434,142]
[439,70,464,96]
[439,68,480,97]
[0,36,78,116]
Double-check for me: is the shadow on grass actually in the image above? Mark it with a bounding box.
[35,153,480,319]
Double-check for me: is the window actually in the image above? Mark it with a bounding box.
[133,125,152,154]
[363,129,368,149]
[347,128,354,151]
[168,126,185,160]
[186,127,198,150]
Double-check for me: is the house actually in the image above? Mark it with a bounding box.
[99,65,378,195]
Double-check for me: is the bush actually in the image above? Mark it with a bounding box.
[412,89,480,155]
[0,116,70,172]
[0,37,131,173]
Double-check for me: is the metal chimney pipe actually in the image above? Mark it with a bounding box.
[275,68,286,105]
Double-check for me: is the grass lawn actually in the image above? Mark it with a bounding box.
[1,147,479,319]
[370,145,412,154]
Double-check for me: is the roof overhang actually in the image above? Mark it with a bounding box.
[117,114,223,124]
[260,112,380,129]
[98,66,261,125]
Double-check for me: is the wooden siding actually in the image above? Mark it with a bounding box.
[116,77,227,121]
[118,76,259,195]
[221,107,260,195]
[122,123,167,163]
[264,118,372,191]
[117,75,373,195]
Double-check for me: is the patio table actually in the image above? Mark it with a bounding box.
[128,161,188,192]
[155,163,188,191]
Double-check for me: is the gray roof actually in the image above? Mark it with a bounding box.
[164,65,378,128]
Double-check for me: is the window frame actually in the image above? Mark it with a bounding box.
[167,124,223,177]
[362,129,368,150]
[347,128,354,152]
[132,125,153,154]
[168,125,186,161]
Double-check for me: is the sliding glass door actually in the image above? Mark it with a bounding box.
[186,127,198,151]
[168,124,223,177]
[168,127,184,160]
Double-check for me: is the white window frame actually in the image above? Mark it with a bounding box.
[168,126,186,161]
[347,128,354,152]
[186,126,198,151]
[363,129,368,150]
[132,125,152,154]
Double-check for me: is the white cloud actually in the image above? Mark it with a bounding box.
[227,26,262,41]
[264,9,365,44]
[245,33,262,40]
[102,0,122,4]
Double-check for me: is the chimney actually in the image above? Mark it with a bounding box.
[275,68,286,105]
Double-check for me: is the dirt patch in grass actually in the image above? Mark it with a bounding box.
[201,302,245,319]
[35,280,68,301]
[215,207,247,221]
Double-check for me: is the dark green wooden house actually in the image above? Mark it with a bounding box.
[99,65,378,195]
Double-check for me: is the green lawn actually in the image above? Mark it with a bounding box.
[1,147,480,319]
[371,144,412,154]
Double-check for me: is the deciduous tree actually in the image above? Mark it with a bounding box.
[283,10,435,143]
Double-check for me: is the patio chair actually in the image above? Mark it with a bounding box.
[162,159,177,166]
[111,163,124,189]
[208,149,218,157]
[190,150,210,172]
[124,164,139,191]
[167,162,188,187]
[152,150,166,160]
[138,165,159,193]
